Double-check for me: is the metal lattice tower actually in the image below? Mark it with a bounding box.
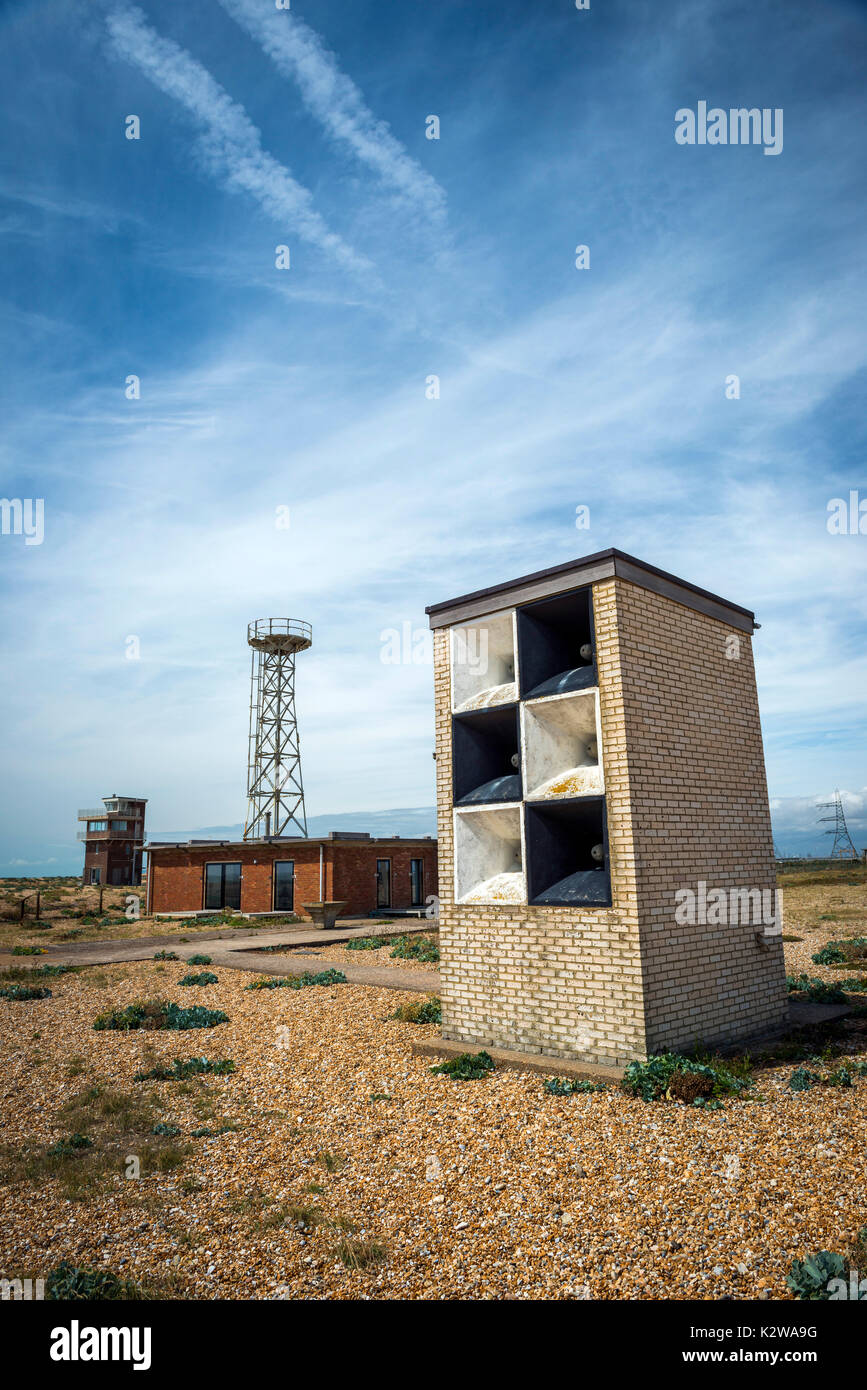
[243,619,312,840]
[818,788,858,860]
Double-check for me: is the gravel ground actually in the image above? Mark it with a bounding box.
[1,881,865,1302]
[277,937,440,973]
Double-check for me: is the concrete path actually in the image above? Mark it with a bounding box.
[1,919,439,994]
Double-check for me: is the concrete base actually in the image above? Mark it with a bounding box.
[410,1036,624,1083]
[411,1000,855,1080]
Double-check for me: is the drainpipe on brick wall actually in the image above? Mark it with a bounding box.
[319,843,324,901]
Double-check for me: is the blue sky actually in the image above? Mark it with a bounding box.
[1,0,866,872]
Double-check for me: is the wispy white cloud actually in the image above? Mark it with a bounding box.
[217,0,447,224]
[105,4,370,276]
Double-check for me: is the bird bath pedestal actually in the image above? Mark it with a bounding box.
[302,900,349,930]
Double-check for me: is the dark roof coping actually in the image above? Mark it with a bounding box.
[425,547,756,633]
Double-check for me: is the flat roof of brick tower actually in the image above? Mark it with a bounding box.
[425,547,757,633]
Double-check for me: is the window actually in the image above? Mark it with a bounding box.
[88,820,107,831]
[273,861,295,912]
[112,820,129,831]
[376,859,391,909]
[410,858,424,907]
[89,867,101,885]
[204,862,242,911]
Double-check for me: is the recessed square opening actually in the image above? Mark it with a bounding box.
[452,705,521,806]
[525,797,610,907]
[522,691,603,800]
[455,805,525,905]
[451,612,517,712]
[516,588,596,700]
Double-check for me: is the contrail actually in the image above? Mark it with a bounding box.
[218,0,447,224]
[106,5,371,276]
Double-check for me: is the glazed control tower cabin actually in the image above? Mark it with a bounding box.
[426,549,788,1069]
[77,795,146,887]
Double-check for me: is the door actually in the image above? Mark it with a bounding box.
[90,867,101,885]
[205,863,242,911]
[274,861,295,912]
[410,858,424,907]
[376,859,391,908]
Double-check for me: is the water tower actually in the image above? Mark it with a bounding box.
[243,618,312,840]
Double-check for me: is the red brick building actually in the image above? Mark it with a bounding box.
[145,832,438,919]
[78,795,147,886]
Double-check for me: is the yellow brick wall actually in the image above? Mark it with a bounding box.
[433,576,788,1065]
[613,581,788,1051]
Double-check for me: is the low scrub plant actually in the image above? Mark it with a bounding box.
[430,1050,495,1081]
[786,1251,847,1300]
[178,972,219,987]
[391,996,441,1024]
[544,1077,609,1096]
[245,969,346,991]
[621,1053,750,1105]
[45,1262,142,1301]
[346,936,387,951]
[11,945,46,956]
[133,1056,236,1082]
[46,1133,93,1158]
[0,984,51,1001]
[812,936,867,967]
[186,954,212,965]
[389,935,440,963]
[153,951,179,961]
[93,999,228,1031]
[786,974,847,1003]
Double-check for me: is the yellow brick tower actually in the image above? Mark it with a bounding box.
[426,549,788,1068]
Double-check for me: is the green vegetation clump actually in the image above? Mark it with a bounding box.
[789,1066,823,1091]
[811,945,846,965]
[786,1251,847,1300]
[32,963,75,977]
[46,1133,93,1158]
[93,999,228,1031]
[151,1122,181,1137]
[0,984,51,1001]
[245,969,346,991]
[153,950,179,961]
[178,972,219,987]
[786,974,847,1003]
[812,935,867,967]
[134,1056,236,1082]
[335,1235,387,1270]
[430,1050,495,1081]
[621,1053,750,1105]
[544,1077,609,1095]
[391,995,442,1024]
[186,954,212,965]
[837,977,867,993]
[789,1060,867,1091]
[389,935,439,963]
[191,1123,237,1138]
[11,945,46,956]
[346,936,387,950]
[45,1262,142,1301]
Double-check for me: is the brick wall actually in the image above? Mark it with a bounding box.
[614,581,787,1052]
[148,840,438,919]
[433,577,786,1067]
[332,843,438,916]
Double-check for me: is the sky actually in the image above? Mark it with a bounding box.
[0,0,865,873]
